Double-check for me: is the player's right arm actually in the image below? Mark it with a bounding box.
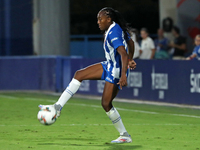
[117,46,128,89]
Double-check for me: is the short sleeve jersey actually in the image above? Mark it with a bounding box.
[103,22,129,78]
[192,45,200,60]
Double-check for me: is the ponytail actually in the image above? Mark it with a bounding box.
[100,7,131,40]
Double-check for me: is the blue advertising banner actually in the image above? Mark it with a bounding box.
[0,56,200,105]
[0,56,57,91]
[66,59,200,105]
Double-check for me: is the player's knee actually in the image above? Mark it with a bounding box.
[101,100,112,112]
[101,100,107,110]
[74,70,83,82]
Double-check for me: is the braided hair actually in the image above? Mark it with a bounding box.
[100,7,131,40]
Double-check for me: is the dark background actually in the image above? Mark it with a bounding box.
[0,0,159,56]
[0,0,32,56]
[70,0,159,34]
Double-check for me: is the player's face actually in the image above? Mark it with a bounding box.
[141,30,148,39]
[97,11,112,31]
[195,36,200,46]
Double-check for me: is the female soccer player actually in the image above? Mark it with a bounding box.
[40,7,136,143]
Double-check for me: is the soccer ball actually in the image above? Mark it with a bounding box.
[37,105,57,125]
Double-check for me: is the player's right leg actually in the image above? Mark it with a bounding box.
[51,63,103,117]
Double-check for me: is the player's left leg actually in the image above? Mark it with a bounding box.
[102,82,132,143]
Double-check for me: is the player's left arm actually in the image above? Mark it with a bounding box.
[127,39,137,70]
[116,46,128,89]
[127,39,134,60]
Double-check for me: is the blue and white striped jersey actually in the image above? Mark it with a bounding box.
[103,22,129,79]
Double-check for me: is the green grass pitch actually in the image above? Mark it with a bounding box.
[0,92,200,150]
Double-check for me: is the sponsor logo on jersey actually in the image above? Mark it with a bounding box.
[111,37,118,43]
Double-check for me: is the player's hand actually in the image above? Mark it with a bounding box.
[128,60,137,70]
[117,74,127,90]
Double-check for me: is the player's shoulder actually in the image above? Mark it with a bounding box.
[108,23,122,35]
[113,23,122,30]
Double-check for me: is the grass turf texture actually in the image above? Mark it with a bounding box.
[0,92,200,150]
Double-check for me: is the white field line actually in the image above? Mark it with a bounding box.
[0,123,199,127]
[67,103,200,118]
[68,103,159,114]
[0,95,56,102]
[1,91,200,109]
[23,97,56,103]
[74,94,200,109]
[1,96,200,119]
[171,114,200,119]
[0,95,18,99]
[116,107,158,114]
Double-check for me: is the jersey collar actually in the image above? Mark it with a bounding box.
[104,22,116,40]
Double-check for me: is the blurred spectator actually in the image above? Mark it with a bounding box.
[139,28,156,59]
[169,26,187,60]
[130,28,141,59]
[186,34,200,60]
[154,28,169,59]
